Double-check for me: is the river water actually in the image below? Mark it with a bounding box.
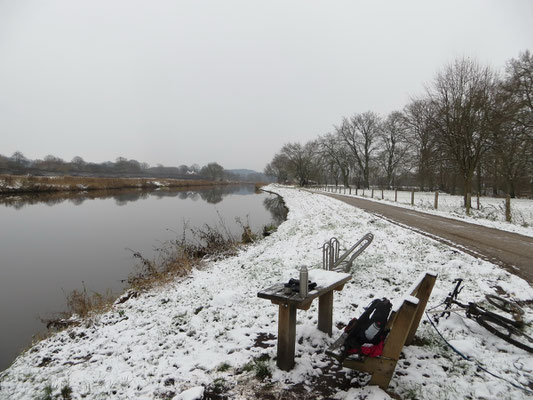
[0,185,286,371]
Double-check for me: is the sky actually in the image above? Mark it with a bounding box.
[0,1,532,172]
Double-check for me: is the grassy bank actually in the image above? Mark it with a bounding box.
[0,175,231,194]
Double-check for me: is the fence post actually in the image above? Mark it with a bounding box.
[371,189,374,198]
[356,188,358,195]
[505,195,511,222]
[411,190,415,205]
[349,187,351,195]
[363,189,365,196]
[434,191,439,209]
[395,189,398,202]
[466,193,471,216]
[477,193,480,210]
[381,189,384,200]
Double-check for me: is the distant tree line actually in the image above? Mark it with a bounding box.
[265,51,533,202]
[0,153,271,182]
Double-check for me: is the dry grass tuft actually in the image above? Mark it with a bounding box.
[65,283,115,318]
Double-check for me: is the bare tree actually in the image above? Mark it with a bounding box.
[264,153,289,183]
[71,156,86,167]
[378,111,410,189]
[317,133,351,186]
[11,151,27,165]
[200,162,225,181]
[337,111,381,188]
[403,99,440,190]
[506,50,533,130]
[489,51,533,197]
[279,141,318,186]
[427,58,497,205]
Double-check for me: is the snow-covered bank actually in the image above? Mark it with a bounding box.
[1,186,532,399]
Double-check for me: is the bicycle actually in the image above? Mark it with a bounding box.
[435,278,533,353]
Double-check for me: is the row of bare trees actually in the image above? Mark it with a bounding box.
[0,153,267,182]
[265,51,533,203]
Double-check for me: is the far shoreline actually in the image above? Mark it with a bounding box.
[0,174,250,195]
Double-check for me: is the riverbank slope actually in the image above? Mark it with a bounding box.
[1,186,532,399]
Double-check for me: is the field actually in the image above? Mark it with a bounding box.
[319,186,533,237]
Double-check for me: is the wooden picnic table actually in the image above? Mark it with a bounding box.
[257,269,351,370]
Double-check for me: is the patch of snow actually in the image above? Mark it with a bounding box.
[176,386,204,400]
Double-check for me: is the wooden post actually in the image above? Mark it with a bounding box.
[466,193,471,216]
[405,273,437,345]
[363,189,365,197]
[318,292,333,336]
[381,189,384,200]
[277,304,297,371]
[411,190,415,205]
[356,188,358,195]
[434,191,439,209]
[371,189,374,198]
[505,195,511,222]
[477,192,480,210]
[349,187,351,195]
[395,189,398,202]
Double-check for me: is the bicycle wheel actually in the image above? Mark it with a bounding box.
[485,294,525,319]
[477,314,533,353]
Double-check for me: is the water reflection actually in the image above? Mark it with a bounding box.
[263,195,288,225]
[0,184,257,209]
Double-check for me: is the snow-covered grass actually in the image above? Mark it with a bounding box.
[1,186,532,399]
[317,187,533,238]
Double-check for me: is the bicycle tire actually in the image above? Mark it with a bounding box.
[485,294,525,318]
[477,314,533,353]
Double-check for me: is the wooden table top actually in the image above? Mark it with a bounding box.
[257,269,351,309]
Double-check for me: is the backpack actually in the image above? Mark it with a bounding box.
[341,298,392,358]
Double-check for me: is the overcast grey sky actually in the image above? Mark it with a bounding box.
[1,0,532,171]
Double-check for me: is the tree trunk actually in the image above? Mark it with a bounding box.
[463,175,473,207]
[476,163,482,195]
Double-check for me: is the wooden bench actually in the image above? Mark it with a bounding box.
[258,269,352,371]
[326,271,437,390]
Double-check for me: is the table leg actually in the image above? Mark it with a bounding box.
[318,291,333,336]
[277,303,296,371]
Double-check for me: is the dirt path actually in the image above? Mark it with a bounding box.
[318,191,533,284]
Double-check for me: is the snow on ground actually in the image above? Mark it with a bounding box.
[314,187,533,238]
[1,186,532,399]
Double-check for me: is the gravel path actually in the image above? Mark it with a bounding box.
[319,192,533,284]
